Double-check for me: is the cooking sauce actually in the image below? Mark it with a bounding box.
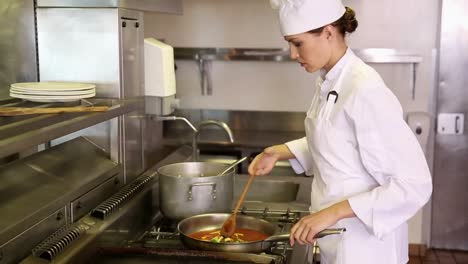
[189,228,269,243]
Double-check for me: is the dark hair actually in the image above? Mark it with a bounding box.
[308,7,358,36]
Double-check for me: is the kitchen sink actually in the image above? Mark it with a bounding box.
[234,178,299,203]
[198,154,310,204]
[199,154,299,176]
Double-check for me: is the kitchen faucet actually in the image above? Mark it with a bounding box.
[192,120,234,161]
[154,116,234,161]
[155,116,198,132]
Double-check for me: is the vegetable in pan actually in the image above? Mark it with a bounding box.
[189,228,269,243]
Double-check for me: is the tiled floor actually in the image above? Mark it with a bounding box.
[409,249,468,264]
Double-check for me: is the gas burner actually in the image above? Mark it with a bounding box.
[121,208,311,264]
[152,217,179,233]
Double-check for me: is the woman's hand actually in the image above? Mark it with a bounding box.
[248,144,295,176]
[248,148,280,176]
[289,201,355,245]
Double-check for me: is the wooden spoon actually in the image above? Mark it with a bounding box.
[220,173,255,238]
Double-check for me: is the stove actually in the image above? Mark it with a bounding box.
[22,172,316,264]
[94,206,312,264]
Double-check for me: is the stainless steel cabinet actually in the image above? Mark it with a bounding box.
[0,0,38,99]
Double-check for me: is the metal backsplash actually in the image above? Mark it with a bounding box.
[166,109,307,133]
[0,0,38,98]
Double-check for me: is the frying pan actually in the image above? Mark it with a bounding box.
[178,213,346,253]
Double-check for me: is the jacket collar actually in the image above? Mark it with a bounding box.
[317,47,354,96]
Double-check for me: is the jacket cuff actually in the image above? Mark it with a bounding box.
[285,137,313,176]
[348,192,383,239]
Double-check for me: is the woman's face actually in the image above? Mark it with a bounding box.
[285,30,332,73]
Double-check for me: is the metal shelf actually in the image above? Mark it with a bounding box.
[174,47,422,100]
[0,98,143,158]
[174,47,422,64]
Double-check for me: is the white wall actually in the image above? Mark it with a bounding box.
[145,0,439,113]
[145,0,440,245]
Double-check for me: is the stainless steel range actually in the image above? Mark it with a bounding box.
[92,207,309,264]
[20,150,314,264]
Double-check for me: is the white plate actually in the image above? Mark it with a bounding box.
[11,82,96,91]
[10,88,95,96]
[10,92,96,103]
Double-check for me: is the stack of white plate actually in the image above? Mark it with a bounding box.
[10,82,96,103]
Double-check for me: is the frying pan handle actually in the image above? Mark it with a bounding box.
[264,233,290,242]
[264,228,346,242]
[314,228,346,238]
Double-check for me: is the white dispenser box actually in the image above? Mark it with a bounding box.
[144,37,177,115]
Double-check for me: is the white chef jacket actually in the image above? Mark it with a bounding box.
[285,48,432,264]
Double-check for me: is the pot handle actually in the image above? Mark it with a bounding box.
[187,182,217,201]
[264,228,346,242]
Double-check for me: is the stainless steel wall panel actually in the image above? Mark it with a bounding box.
[0,0,38,99]
[37,8,147,181]
[122,112,144,181]
[119,10,144,99]
[37,8,120,160]
[432,0,468,250]
[119,8,145,181]
[37,8,121,98]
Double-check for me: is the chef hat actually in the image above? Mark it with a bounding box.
[271,0,346,36]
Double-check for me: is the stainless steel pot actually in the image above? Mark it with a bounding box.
[178,213,346,253]
[158,162,234,220]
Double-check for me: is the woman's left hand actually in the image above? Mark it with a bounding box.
[289,208,338,246]
[289,201,355,246]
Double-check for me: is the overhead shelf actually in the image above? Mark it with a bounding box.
[0,98,143,158]
[174,47,423,64]
[174,47,422,100]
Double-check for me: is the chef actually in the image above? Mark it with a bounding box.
[248,0,433,263]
